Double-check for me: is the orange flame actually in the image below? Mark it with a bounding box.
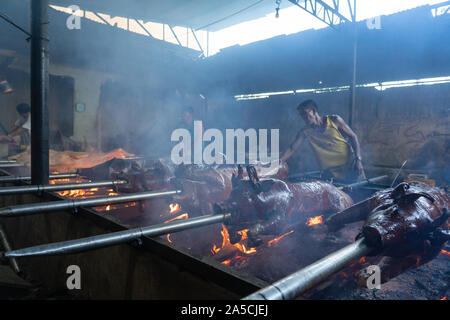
[169,203,181,215]
[221,259,232,266]
[211,225,257,256]
[164,213,189,244]
[440,249,450,257]
[440,297,447,300]
[268,230,294,247]
[164,213,189,224]
[306,215,323,226]
[57,189,89,198]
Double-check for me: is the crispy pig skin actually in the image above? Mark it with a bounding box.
[329,181,449,285]
[9,147,134,173]
[358,182,449,250]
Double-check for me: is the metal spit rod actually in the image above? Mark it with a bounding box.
[0,189,182,217]
[243,237,372,300]
[0,160,17,164]
[0,163,26,168]
[338,175,388,190]
[3,213,231,257]
[0,180,127,196]
[287,170,322,180]
[0,173,79,183]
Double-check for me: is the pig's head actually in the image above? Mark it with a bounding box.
[357,182,447,256]
[214,165,291,230]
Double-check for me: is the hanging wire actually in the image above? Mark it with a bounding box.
[0,11,31,38]
[195,0,265,31]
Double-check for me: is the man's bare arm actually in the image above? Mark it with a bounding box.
[332,115,362,158]
[332,115,366,179]
[8,127,27,138]
[281,131,304,162]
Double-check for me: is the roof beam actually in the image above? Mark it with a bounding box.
[288,0,354,28]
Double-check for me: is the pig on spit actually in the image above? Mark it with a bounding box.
[114,160,289,216]
[213,165,353,247]
[325,181,449,285]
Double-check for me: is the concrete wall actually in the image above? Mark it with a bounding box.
[49,64,117,145]
[0,55,119,148]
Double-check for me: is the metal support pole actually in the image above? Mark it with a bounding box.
[30,0,50,185]
[348,0,357,128]
[242,238,372,300]
[0,224,21,274]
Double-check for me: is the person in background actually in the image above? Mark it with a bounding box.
[281,99,366,181]
[176,106,204,160]
[0,103,31,151]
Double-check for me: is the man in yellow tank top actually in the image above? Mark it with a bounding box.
[281,99,366,181]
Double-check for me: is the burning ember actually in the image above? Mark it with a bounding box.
[267,230,294,247]
[211,225,257,257]
[169,203,181,215]
[306,215,323,226]
[56,188,96,198]
[51,177,137,213]
[49,178,86,185]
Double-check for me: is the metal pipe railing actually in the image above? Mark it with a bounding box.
[0,189,182,217]
[3,213,230,257]
[242,238,372,300]
[0,180,127,196]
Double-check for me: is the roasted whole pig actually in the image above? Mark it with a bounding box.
[9,147,134,173]
[214,165,353,246]
[326,181,449,284]
[114,160,289,215]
